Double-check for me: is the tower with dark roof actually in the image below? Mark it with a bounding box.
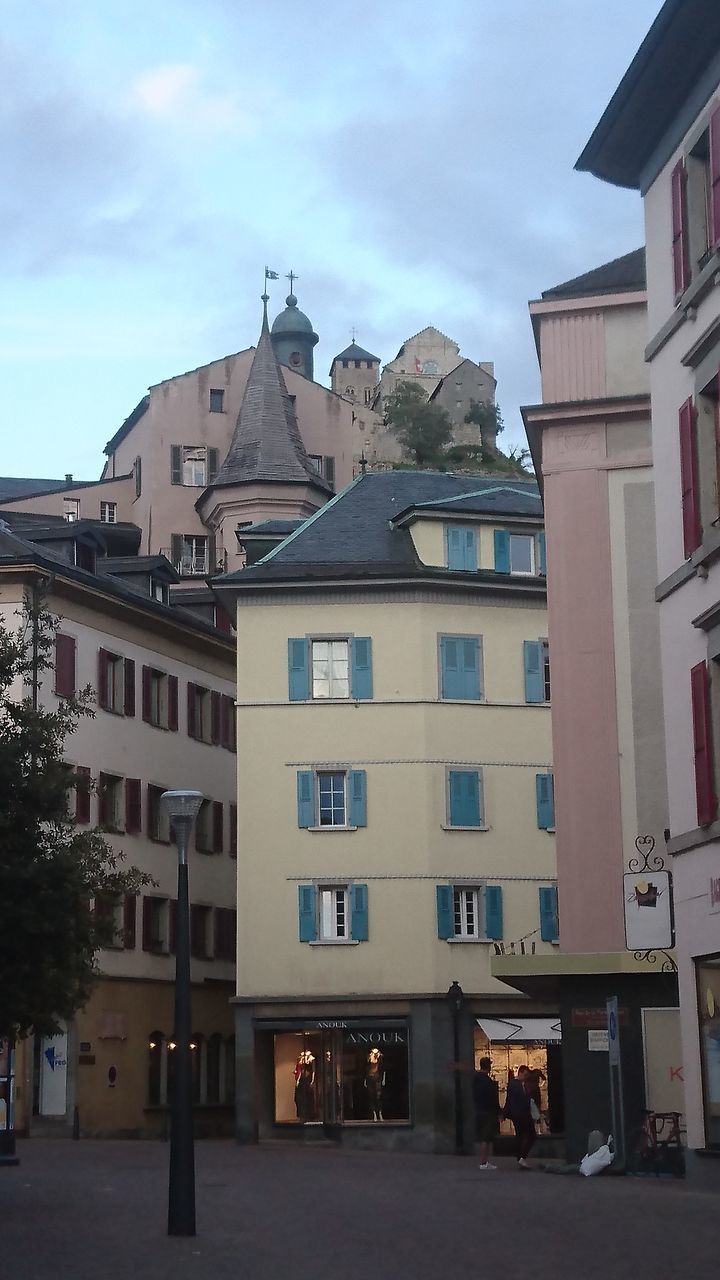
[330,341,380,407]
[270,291,319,381]
[197,298,332,570]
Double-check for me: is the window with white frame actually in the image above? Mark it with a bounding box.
[308,453,323,474]
[312,640,349,699]
[509,533,535,575]
[319,885,349,940]
[100,501,117,524]
[63,498,80,522]
[318,772,346,827]
[453,886,482,939]
[183,447,207,487]
[180,535,208,576]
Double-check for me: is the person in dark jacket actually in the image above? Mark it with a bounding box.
[473,1056,500,1170]
[503,1064,536,1169]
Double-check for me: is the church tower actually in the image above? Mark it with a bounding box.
[197,296,332,570]
[330,341,380,407]
[270,276,319,381]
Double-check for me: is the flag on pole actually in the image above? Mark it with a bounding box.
[265,267,279,280]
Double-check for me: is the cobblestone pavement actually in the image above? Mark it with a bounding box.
[1,1141,714,1280]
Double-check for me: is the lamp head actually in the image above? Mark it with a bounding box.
[161,789,204,828]
[446,980,465,1014]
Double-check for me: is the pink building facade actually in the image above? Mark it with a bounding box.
[578,0,720,1181]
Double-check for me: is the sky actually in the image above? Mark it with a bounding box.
[3,0,661,480]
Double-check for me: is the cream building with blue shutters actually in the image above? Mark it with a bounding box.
[217,469,559,1153]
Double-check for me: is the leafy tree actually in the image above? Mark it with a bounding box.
[0,593,150,1040]
[384,380,453,467]
[464,399,505,448]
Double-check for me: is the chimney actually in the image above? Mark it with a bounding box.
[65,473,73,484]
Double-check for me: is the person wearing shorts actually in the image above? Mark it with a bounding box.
[473,1056,500,1170]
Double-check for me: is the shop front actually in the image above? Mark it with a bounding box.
[271,1021,410,1128]
[474,1016,563,1137]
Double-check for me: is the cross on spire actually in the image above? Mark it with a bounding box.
[286,269,298,295]
[351,325,357,343]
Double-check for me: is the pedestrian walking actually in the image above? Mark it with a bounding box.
[473,1056,500,1170]
[503,1064,536,1169]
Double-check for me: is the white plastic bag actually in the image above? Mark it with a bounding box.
[579,1135,614,1177]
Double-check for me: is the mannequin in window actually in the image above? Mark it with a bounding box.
[364,1047,385,1121]
[294,1049,316,1121]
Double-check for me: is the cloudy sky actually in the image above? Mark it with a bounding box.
[3,0,660,479]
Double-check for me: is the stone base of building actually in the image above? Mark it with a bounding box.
[685,1148,720,1188]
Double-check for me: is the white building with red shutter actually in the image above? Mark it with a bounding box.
[577,0,720,1182]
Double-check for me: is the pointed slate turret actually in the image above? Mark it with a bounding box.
[209,299,332,495]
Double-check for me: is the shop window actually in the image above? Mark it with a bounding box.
[147,1032,164,1107]
[698,955,720,1147]
[474,1024,560,1136]
[272,1026,410,1126]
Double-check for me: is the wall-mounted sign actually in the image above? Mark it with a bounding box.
[624,870,673,950]
[588,1030,609,1052]
[571,1007,629,1029]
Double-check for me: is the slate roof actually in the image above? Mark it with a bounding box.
[0,476,96,502]
[331,342,380,365]
[542,249,646,300]
[104,395,150,456]
[207,305,332,495]
[216,470,542,587]
[238,519,303,535]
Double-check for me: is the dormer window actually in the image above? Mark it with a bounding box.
[509,534,535,575]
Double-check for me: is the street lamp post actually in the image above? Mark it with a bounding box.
[161,790,204,1237]
[446,980,465,1155]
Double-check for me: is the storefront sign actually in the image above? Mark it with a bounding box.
[588,1030,609,1052]
[623,870,673,949]
[39,1031,68,1116]
[344,1030,406,1046]
[571,1007,629,1029]
[710,876,720,915]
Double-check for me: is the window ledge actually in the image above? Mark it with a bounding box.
[306,826,358,833]
[308,939,360,947]
[441,824,490,832]
[446,936,492,944]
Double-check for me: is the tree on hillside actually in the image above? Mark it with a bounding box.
[384,380,453,466]
[0,592,150,1041]
[464,399,505,450]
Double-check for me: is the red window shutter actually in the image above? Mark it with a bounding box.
[98,772,110,826]
[211,691,221,745]
[230,803,237,859]
[75,766,91,824]
[168,675,179,731]
[691,661,717,826]
[710,104,720,248]
[124,659,135,717]
[679,398,701,557]
[187,682,196,739]
[215,604,232,635]
[141,665,152,723]
[125,778,142,834]
[169,900,177,955]
[212,801,224,853]
[142,897,153,951]
[123,895,137,949]
[55,634,76,698]
[671,159,690,297]
[98,648,109,710]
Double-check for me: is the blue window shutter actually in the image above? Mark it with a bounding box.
[464,528,478,571]
[447,526,463,570]
[524,640,545,703]
[539,886,559,942]
[288,638,309,701]
[297,771,316,828]
[494,529,510,573]
[348,769,367,827]
[449,771,481,827]
[436,885,453,939]
[440,636,461,699]
[461,638,481,700]
[298,885,317,942]
[351,883,369,941]
[485,885,503,940]
[536,773,555,829]
[351,637,373,700]
[538,532,547,577]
